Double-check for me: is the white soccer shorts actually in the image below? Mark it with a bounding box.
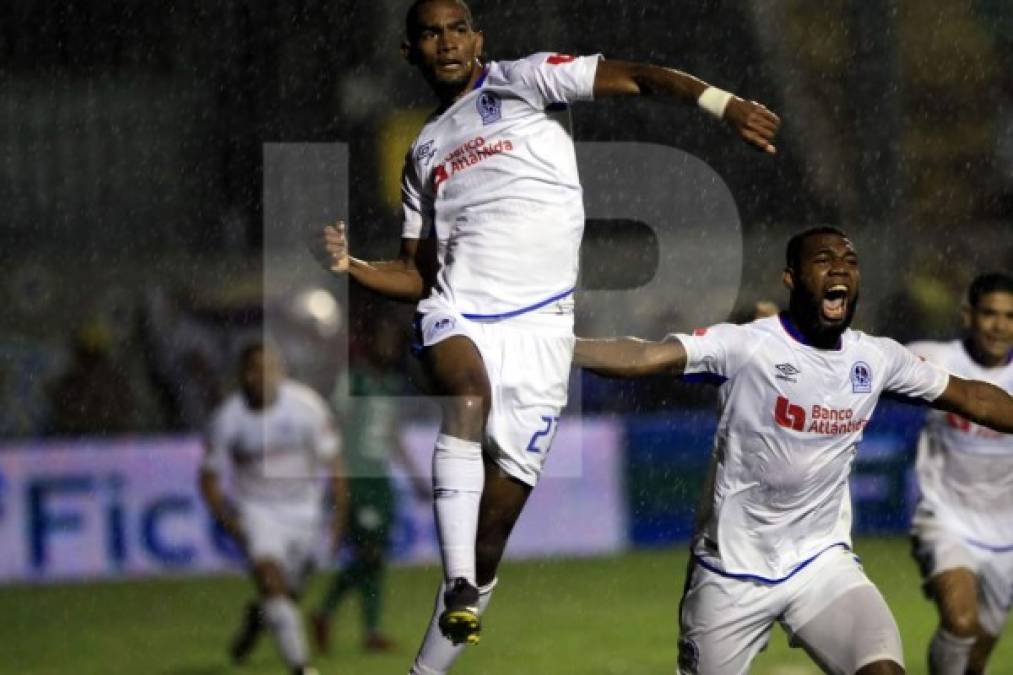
[414,295,575,487]
[912,503,1013,636]
[677,545,903,674]
[240,500,323,592]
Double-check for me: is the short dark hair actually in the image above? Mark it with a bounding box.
[406,0,475,40]
[968,272,1013,308]
[785,226,849,271]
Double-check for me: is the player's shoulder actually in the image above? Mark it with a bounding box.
[714,314,785,348]
[843,328,892,351]
[688,316,773,342]
[681,318,773,355]
[903,338,960,363]
[209,391,245,428]
[493,53,554,72]
[748,314,785,336]
[280,380,330,415]
[844,329,917,365]
[489,52,583,81]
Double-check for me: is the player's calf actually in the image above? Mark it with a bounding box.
[229,600,264,663]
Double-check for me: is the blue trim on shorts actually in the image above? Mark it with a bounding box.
[461,287,575,321]
[692,542,850,585]
[965,537,1013,553]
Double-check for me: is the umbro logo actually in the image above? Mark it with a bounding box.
[415,140,437,165]
[774,363,800,382]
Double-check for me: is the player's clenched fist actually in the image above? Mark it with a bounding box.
[322,220,350,273]
[724,98,781,155]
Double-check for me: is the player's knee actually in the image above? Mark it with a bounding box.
[941,607,979,639]
[443,392,489,438]
[253,560,288,597]
[855,659,904,675]
[454,392,488,419]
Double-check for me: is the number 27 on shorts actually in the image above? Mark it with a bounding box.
[526,415,560,453]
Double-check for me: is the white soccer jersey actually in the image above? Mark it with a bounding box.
[402,52,600,320]
[674,315,949,581]
[202,380,340,506]
[908,339,1013,547]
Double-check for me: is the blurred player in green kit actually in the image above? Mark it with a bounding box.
[312,315,430,653]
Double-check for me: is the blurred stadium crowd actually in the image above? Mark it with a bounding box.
[2,0,1012,438]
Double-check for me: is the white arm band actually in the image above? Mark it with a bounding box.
[697,86,733,119]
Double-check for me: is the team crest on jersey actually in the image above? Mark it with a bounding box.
[774,362,800,382]
[415,140,437,165]
[427,316,456,343]
[850,361,873,393]
[476,91,502,125]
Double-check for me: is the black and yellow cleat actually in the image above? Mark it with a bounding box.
[438,578,481,645]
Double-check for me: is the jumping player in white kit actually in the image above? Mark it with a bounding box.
[907,272,1013,675]
[573,228,1013,675]
[320,0,780,672]
[199,343,347,675]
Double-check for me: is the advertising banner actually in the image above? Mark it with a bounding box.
[0,418,626,584]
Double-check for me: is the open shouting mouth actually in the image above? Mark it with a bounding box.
[822,284,849,322]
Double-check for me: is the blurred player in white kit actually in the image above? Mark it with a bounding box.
[320,0,780,672]
[907,272,1013,675]
[320,0,780,671]
[574,228,1013,675]
[199,343,347,675]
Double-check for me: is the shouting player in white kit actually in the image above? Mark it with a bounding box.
[907,273,1013,675]
[574,228,1013,675]
[321,0,779,672]
[199,343,347,675]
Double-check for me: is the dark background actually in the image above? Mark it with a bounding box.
[2,0,1012,436]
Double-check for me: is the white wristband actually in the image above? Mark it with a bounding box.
[697,86,733,119]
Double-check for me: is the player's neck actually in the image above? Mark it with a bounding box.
[434,61,485,107]
[243,390,278,410]
[781,310,843,350]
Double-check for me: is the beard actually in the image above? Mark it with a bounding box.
[788,286,859,347]
[424,63,476,101]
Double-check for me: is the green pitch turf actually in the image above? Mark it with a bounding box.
[0,537,1009,674]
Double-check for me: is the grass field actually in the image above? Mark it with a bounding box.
[1,537,1009,674]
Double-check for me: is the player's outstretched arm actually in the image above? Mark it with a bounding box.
[574,336,687,378]
[321,221,427,302]
[592,60,780,154]
[931,375,1013,434]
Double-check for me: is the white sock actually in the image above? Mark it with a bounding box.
[262,596,308,669]
[432,434,484,584]
[929,627,975,675]
[409,578,497,675]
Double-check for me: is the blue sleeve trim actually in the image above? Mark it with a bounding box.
[681,373,728,386]
[461,287,575,321]
[965,537,1013,553]
[692,542,849,585]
